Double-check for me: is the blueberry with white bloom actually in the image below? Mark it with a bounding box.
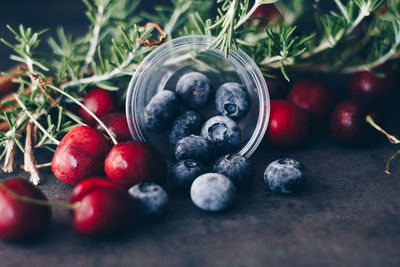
[201,116,240,154]
[215,82,250,120]
[175,135,216,164]
[213,154,255,189]
[144,90,180,133]
[264,158,307,194]
[171,159,207,193]
[169,110,203,146]
[128,182,169,219]
[176,72,212,109]
[190,173,236,211]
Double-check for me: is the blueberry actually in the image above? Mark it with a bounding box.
[264,158,307,194]
[128,182,169,219]
[144,90,180,133]
[175,135,216,164]
[169,110,203,146]
[171,159,207,193]
[176,72,212,109]
[190,173,236,211]
[200,116,240,154]
[215,82,250,120]
[213,154,255,189]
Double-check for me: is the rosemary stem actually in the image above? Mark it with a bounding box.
[24,122,41,185]
[60,53,135,89]
[261,2,371,67]
[164,1,192,37]
[82,2,105,73]
[14,95,60,145]
[343,32,400,73]
[235,1,260,30]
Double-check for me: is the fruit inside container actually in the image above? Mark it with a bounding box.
[127,35,269,163]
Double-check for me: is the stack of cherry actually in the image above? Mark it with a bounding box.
[0,87,169,241]
[265,66,397,148]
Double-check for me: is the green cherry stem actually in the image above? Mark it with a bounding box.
[46,83,118,145]
[0,182,79,210]
[366,115,400,144]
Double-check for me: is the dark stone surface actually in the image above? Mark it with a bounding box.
[1,132,400,267]
[1,1,400,267]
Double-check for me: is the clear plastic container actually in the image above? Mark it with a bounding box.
[126,35,270,162]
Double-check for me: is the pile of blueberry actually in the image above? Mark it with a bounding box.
[143,71,254,210]
[144,71,249,156]
[142,71,307,212]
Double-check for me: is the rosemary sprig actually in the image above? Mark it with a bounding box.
[1,0,400,182]
[207,0,278,57]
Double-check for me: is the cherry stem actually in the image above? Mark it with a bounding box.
[45,83,118,145]
[365,115,400,175]
[365,115,400,144]
[385,149,400,175]
[35,78,85,126]
[0,182,79,210]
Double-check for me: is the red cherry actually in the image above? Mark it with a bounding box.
[330,99,377,145]
[266,100,310,148]
[288,80,338,124]
[73,187,134,237]
[96,113,132,142]
[250,4,282,26]
[69,177,124,204]
[0,178,52,241]
[348,67,396,106]
[265,74,291,99]
[51,126,111,185]
[104,141,167,188]
[78,87,116,126]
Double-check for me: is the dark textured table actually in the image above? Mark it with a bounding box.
[1,1,400,267]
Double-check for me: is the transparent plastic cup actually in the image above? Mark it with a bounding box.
[126,35,270,162]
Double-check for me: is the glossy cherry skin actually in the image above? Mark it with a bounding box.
[348,68,396,106]
[69,177,124,204]
[104,141,167,188]
[73,187,134,237]
[51,126,111,185]
[250,4,282,26]
[288,80,338,124]
[265,100,310,148]
[330,99,377,145]
[265,74,291,99]
[96,113,132,142]
[78,87,116,126]
[0,178,52,241]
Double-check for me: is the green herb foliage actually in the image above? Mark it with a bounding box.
[0,0,399,180]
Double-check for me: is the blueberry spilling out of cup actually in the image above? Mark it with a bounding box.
[143,71,308,212]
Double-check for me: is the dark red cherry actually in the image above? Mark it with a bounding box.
[96,113,132,142]
[0,178,52,241]
[330,99,377,145]
[104,141,167,188]
[265,100,310,148]
[73,187,134,237]
[288,80,338,124]
[69,177,124,204]
[265,73,291,99]
[250,4,282,27]
[51,126,111,185]
[348,67,396,106]
[78,87,116,126]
